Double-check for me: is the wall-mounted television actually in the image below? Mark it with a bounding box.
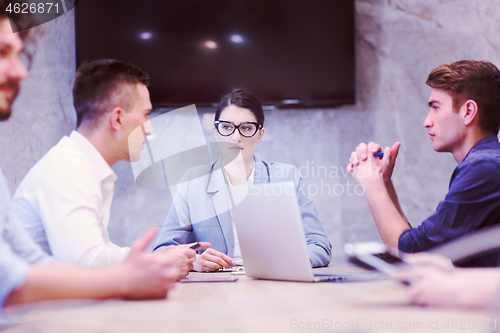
[75,0,355,109]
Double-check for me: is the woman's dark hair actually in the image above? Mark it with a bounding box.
[214,89,265,127]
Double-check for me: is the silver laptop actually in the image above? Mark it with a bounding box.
[230,181,380,282]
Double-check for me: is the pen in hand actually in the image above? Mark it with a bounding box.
[189,242,201,250]
[373,151,383,158]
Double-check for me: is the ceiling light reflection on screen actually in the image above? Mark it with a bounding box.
[139,32,153,40]
[230,34,244,43]
[202,40,218,49]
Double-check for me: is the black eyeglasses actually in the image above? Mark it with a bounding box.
[214,120,262,138]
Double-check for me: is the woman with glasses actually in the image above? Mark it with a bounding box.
[152,89,332,271]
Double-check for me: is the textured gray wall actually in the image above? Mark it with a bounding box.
[1,0,499,264]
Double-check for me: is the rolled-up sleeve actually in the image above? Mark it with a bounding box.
[1,171,53,308]
[1,217,53,307]
[0,241,31,308]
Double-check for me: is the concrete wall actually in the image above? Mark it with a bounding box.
[1,0,499,264]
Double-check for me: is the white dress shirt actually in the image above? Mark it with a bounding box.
[226,165,255,262]
[12,131,130,267]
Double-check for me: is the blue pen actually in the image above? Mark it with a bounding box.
[373,151,384,157]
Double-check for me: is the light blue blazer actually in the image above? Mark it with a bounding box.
[152,158,332,267]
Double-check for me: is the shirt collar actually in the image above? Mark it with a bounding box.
[461,135,499,162]
[226,163,255,187]
[472,134,498,147]
[69,131,117,182]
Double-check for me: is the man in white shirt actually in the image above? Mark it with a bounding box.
[0,9,201,308]
[12,58,201,267]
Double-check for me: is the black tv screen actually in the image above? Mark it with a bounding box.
[75,0,355,109]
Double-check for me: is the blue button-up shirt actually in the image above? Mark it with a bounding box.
[0,169,52,309]
[399,135,500,267]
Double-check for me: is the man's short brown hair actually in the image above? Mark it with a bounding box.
[73,59,150,128]
[426,60,500,135]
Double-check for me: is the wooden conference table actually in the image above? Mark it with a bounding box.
[2,266,494,333]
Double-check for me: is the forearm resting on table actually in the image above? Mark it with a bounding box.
[409,268,500,308]
[4,262,127,306]
[454,268,500,308]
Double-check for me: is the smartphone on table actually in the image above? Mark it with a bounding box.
[344,242,410,276]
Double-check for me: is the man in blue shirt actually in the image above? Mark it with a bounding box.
[348,60,500,267]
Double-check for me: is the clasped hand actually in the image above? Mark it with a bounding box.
[347,141,400,184]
